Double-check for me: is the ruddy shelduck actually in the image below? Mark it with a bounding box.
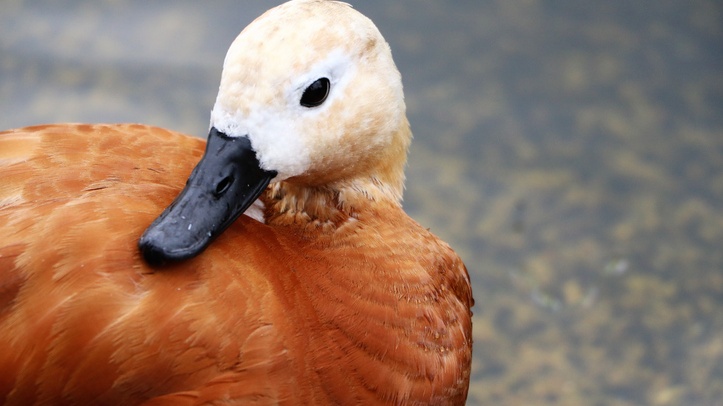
[0,0,473,404]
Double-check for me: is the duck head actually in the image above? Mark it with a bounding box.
[139,0,410,265]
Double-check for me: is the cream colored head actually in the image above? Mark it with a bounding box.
[210,0,410,202]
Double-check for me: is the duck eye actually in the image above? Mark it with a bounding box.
[300,77,330,108]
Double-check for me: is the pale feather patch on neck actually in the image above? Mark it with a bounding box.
[243,198,266,223]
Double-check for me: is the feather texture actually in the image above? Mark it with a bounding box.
[0,124,472,405]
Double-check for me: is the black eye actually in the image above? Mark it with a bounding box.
[300,77,330,108]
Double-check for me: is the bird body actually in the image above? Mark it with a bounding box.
[0,1,472,404]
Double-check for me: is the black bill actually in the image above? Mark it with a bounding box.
[138,127,276,265]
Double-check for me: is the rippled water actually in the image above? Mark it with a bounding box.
[2,1,722,404]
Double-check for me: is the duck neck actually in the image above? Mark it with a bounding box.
[261,176,398,231]
[261,120,411,230]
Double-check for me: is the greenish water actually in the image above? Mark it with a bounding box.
[2,1,722,404]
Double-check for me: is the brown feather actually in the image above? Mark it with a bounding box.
[0,123,472,405]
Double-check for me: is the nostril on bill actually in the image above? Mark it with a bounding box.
[214,175,234,197]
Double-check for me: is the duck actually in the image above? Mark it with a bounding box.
[0,0,473,405]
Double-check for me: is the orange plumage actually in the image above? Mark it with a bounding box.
[0,124,473,405]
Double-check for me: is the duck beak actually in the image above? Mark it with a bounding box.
[138,127,276,266]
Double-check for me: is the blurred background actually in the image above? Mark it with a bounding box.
[1,0,722,404]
